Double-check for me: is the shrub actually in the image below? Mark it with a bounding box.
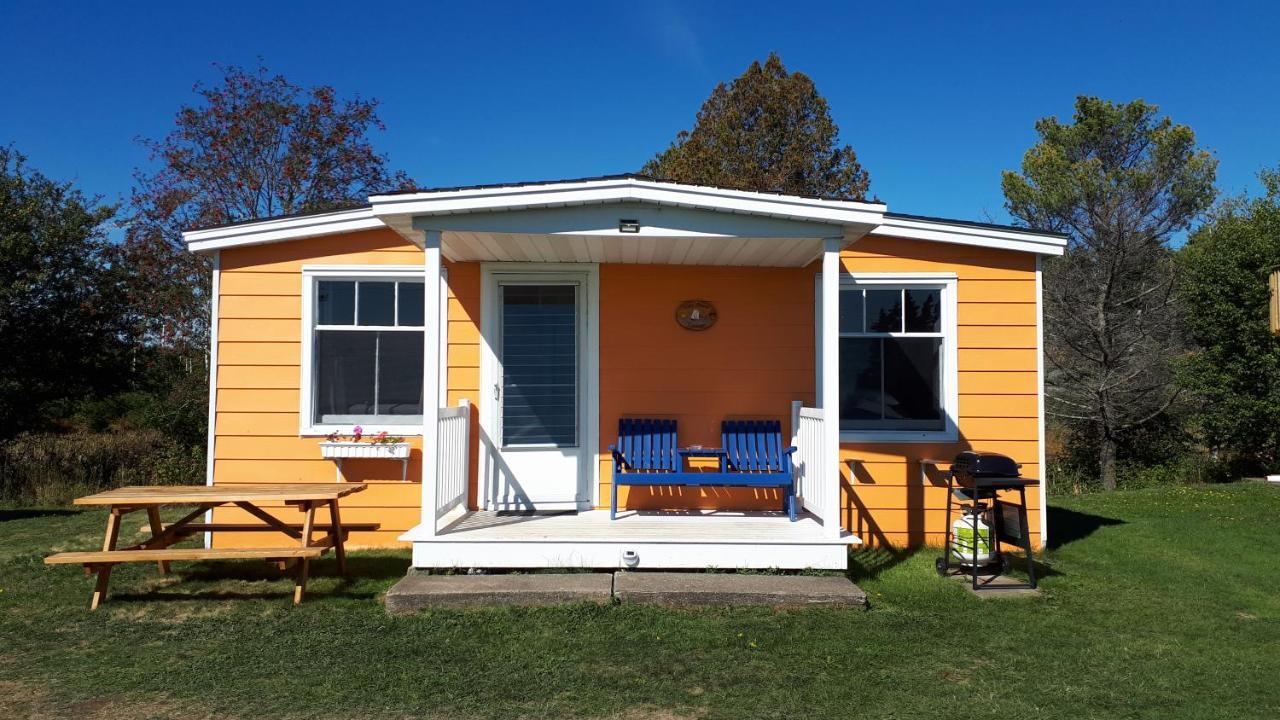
[1047,451,1234,496]
[0,430,203,505]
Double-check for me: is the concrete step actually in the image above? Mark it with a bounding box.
[614,572,867,608]
[384,571,870,612]
[385,572,613,614]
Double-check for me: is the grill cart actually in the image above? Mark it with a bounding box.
[935,451,1039,590]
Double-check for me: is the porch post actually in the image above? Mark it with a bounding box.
[420,229,443,536]
[821,237,843,538]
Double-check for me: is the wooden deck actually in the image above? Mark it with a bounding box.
[402,510,857,570]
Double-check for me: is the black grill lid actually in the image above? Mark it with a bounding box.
[951,451,1021,478]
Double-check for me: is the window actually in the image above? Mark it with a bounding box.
[500,283,579,447]
[304,272,427,431]
[819,274,957,441]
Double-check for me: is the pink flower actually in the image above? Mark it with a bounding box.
[352,425,363,441]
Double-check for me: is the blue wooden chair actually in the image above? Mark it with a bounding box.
[609,418,797,521]
[721,419,798,521]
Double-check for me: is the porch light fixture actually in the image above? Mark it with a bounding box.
[619,218,641,233]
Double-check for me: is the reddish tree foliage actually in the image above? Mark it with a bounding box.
[123,64,414,353]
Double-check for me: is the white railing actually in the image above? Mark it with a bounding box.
[791,400,829,522]
[435,399,471,520]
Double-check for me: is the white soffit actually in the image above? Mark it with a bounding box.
[440,232,828,267]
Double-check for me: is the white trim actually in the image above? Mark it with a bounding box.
[420,232,444,536]
[816,271,960,443]
[478,262,601,512]
[181,178,1068,259]
[375,177,886,226]
[403,509,855,569]
[203,251,221,549]
[297,265,446,436]
[872,215,1067,256]
[410,539,849,570]
[1036,256,1048,545]
[184,207,382,252]
[820,239,843,538]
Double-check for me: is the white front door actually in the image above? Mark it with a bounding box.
[481,268,596,511]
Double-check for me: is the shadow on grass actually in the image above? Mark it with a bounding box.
[179,554,409,582]
[849,542,1065,583]
[847,545,918,582]
[1047,505,1124,550]
[110,554,412,604]
[0,508,79,522]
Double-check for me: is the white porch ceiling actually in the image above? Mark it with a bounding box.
[441,231,829,267]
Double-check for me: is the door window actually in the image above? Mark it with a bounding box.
[500,284,578,447]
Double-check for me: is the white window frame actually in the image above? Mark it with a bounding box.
[299,264,446,437]
[817,271,959,443]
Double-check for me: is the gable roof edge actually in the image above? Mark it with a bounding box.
[871,214,1067,256]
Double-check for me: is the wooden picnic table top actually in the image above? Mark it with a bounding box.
[72,483,368,506]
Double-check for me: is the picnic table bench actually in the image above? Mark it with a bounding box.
[44,484,377,610]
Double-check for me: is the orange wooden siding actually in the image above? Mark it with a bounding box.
[838,236,1042,547]
[598,236,1042,547]
[210,229,481,548]
[599,263,814,512]
[209,229,1042,550]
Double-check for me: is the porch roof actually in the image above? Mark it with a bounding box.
[182,174,1068,258]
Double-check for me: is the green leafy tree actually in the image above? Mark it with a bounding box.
[1003,97,1217,490]
[1178,168,1280,471]
[642,53,870,200]
[0,147,134,439]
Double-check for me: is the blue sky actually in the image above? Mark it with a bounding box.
[1,1,1276,227]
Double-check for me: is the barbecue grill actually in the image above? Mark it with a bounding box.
[936,451,1040,590]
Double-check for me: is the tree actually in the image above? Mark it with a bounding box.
[642,53,870,200]
[125,63,414,354]
[121,64,413,444]
[1178,168,1280,471]
[0,147,134,438]
[1002,97,1217,490]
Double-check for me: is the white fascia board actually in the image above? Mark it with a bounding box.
[182,207,386,253]
[370,178,886,228]
[871,216,1067,256]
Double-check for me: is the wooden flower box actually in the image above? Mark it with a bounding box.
[319,442,411,482]
[319,442,410,460]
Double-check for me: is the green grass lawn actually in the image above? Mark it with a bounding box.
[2,483,1278,719]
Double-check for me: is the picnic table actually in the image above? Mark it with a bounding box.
[44,484,377,610]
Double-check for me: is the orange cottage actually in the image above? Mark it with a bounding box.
[185,175,1065,571]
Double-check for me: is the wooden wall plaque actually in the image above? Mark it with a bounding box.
[675,300,718,331]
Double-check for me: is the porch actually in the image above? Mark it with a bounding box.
[403,508,850,570]
[377,177,877,569]
[403,399,854,569]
